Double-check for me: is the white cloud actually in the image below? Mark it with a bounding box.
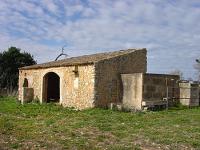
[0,0,200,79]
[41,0,58,14]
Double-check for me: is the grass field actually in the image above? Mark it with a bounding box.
[0,97,200,150]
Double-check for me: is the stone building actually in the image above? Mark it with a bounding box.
[18,48,147,109]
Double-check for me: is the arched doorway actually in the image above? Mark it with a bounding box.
[43,72,60,103]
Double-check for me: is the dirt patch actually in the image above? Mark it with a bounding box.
[133,136,194,150]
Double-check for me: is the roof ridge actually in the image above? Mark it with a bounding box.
[19,48,146,70]
[58,48,142,61]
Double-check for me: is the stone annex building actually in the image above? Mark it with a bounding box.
[19,48,147,109]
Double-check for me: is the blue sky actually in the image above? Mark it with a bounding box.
[0,0,200,79]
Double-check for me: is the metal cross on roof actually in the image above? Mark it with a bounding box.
[55,45,68,61]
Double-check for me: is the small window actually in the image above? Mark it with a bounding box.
[23,78,28,87]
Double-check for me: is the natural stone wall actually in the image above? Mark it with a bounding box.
[143,73,180,104]
[19,69,40,101]
[19,64,95,109]
[61,65,95,109]
[94,49,147,107]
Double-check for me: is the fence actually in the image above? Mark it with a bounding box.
[161,86,200,107]
[142,86,200,110]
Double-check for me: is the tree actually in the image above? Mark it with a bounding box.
[194,58,200,81]
[0,47,36,92]
[169,69,184,80]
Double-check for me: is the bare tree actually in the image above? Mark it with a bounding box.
[194,58,200,81]
[169,69,184,80]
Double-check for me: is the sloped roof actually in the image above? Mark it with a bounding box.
[19,48,146,70]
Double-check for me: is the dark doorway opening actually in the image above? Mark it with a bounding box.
[43,72,60,103]
[23,78,28,87]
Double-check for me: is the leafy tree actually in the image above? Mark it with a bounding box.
[0,47,36,91]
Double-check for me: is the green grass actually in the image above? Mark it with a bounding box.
[0,97,200,149]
